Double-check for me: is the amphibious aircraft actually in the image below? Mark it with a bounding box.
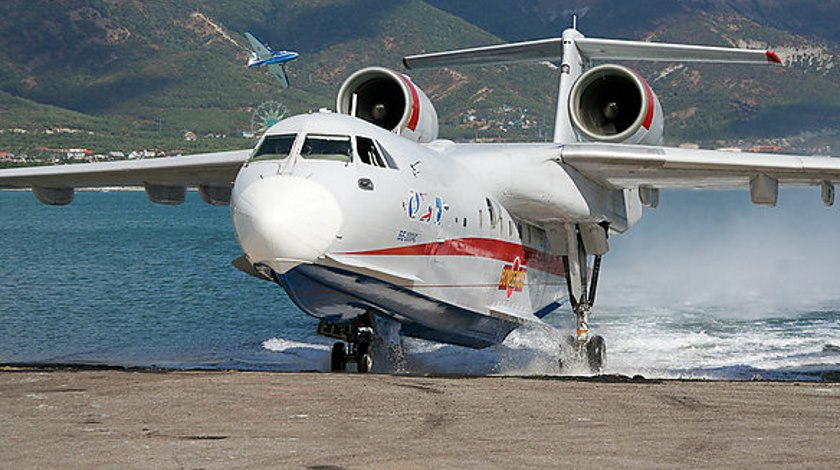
[2,27,839,374]
[245,32,299,88]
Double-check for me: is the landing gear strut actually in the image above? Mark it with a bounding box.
[559,223,608,373]
[321,314,375,373]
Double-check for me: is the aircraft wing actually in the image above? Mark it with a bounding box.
[560,143,840,192]
[0,149,250,203]
[245,32,273,59]
[267,63,290,89]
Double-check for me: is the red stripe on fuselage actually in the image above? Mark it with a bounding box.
[338,238,566,276]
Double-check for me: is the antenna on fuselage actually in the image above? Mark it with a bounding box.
[572,14,577,31]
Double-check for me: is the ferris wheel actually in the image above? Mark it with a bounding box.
[250,100,289,135]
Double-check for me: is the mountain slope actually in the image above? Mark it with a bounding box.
[0,0,837,158]
[428,0,840,144]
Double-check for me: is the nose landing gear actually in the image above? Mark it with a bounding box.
[327,327,375,373]
[322,316,376,373]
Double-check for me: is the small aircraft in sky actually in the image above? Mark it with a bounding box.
[1,26,839,374]
[244,32,298,88]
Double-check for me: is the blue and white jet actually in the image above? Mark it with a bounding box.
[245,32,299,89]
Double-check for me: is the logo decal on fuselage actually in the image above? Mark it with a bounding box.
[498,256,527,298]
[404,190,445,225]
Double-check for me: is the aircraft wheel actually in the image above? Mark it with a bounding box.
[356,342,373,373]
[331,342,346,372]
[586,335,606,373]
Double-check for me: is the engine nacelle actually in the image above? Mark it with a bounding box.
[569,64,664,145]
[337,67,438,143]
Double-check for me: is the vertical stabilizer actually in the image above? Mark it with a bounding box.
[553,28,585,143]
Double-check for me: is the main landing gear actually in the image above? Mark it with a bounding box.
[320,314,375,373]
[559,223,608,374]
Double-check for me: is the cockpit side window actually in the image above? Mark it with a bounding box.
[356,136,399,170]
[251,134,296,161]
[356,136,385,167]
[300,134,352,163]
[378,141,399,169]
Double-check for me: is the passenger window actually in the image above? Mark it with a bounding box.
[486,198,499,228]
[251,134,296,161]
[301,135,352,163]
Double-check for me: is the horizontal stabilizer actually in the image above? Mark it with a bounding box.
[403,32,781,69]
[403,38,563,69]
[576,37,780,64]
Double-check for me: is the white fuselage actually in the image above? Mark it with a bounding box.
[230,112,632,348]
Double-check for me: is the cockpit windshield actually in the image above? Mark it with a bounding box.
[251,134,296,161]
[300,134,352,163]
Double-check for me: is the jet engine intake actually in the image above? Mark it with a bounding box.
[569,64,663,145]
[337,67,438,143]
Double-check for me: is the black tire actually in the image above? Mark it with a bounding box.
[586,335,606,373]
[356,342,373,373]
[331,342,346,372]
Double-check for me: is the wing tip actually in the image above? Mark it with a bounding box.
[766,50,782,64]
[402,57,411,69]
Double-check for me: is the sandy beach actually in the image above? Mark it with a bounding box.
[1,368,839,469]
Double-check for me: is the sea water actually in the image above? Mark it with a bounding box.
[1,189,839,380]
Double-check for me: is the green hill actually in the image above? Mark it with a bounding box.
[429,0,840,144]
[0,0,838,160]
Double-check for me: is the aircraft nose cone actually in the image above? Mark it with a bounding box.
[232,176,343,274]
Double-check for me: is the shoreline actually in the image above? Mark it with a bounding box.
[3,362,840,383]
[2,186,159,192]
[2,368,838,469]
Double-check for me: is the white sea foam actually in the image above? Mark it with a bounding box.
[259,311,840,379]
[261,327,567,375]
[260,336,333,371]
